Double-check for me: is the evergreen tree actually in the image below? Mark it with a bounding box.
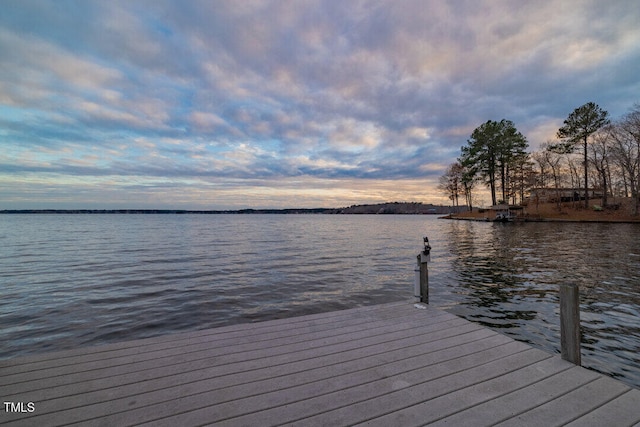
[557,102,610,208]
[461,119,528,205]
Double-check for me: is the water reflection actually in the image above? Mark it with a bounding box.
[437,220,640,388]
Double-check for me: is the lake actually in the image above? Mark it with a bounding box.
[1,214,639,388]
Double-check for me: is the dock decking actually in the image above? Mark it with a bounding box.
[2,301,639,426]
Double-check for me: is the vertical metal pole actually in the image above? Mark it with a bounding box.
[414,237,431,304]
[560,284,581,365]
[420,253,429,304]
[414,255,421,302]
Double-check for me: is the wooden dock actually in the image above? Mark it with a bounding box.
[2,301,639,426]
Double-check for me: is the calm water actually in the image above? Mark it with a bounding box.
[1,214,639,388]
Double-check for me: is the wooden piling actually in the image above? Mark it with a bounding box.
[560,284,581,366]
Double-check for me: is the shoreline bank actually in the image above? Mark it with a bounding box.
[445,198,640,224]
[442,215,640,224]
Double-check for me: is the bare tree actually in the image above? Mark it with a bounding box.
[610,105,640,215]
[566,157,582,208]
[508,152,533,205]
[589,128,613,207]
[531,151,550,188]
[438,162,464,209]
[543,142,567,211]
[460,162,477,211]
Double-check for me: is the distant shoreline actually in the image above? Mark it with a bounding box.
[0,202,467,215]
[0,209,331,215]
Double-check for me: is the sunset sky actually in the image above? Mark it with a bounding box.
[2,0,639,209]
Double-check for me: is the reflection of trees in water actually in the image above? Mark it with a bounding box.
[441,222,545,340]
[441,220,640,388]
[444,221,639,308]
[444,222,554,310]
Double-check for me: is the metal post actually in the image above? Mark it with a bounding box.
[414,255,421,302]
[419,254,428,304]
[560,284,581,365]
[417,237,430,304]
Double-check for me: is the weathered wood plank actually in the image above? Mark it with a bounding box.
[179,349,546,427]
[565,389,640,427]
[108,333,517,427]
[276,350,555,427]
[1,304,459,423]
[494,376,633,427]
[1,301,414,375]
[350,355,573,427]
[1,303,425,373]
[4,316,479,425]
[1,301,638,427]
[1,308,455,397]
[429,366,600,426]
[28,329,508,427]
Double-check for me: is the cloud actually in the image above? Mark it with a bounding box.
[1,0,639,208]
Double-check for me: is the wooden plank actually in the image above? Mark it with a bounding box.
[1,304,460,423]
[1,301,639,427]
[1,302,433,378]
[101,332,516,427]
[425,366,600,426]
[1,301,414,375]
[40,330,509,427]
[277,350,555,427]
[494,376,634,427]
[2,301,415,373]
[3,315,480,425]
[1,308,456,397]
[173,349,548,427]
[565,389,640,426]
[45,330,508,427]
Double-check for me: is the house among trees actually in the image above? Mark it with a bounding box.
[525,188,604,204]
[440,102,639,217]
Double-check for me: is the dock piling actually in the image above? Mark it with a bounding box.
[560,283,581,365]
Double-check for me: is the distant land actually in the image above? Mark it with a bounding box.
[333,202,467,214]
[1,202,468,215]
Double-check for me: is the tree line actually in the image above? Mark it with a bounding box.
[439,102,640,216]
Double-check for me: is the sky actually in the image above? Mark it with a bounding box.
[1,0,639,210]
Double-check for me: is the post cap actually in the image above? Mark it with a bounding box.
[423,236,431,254]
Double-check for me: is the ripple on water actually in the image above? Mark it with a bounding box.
[1,215,639,389]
